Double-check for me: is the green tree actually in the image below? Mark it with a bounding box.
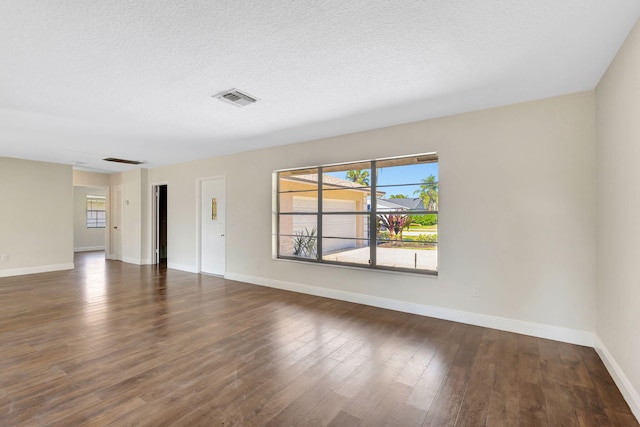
[414,175,438,211]
[389,194,407,198]
[345,170,370,185]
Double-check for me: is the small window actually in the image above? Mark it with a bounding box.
[276,153,438,274]
[86,195,106,228]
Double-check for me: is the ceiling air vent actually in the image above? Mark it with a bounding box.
[103,157,145,165]
[215,89,259,107]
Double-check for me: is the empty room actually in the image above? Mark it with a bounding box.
[1,1,640,425]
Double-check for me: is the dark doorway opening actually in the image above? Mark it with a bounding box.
[158,185,168,264]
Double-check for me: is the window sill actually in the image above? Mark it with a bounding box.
[274,256,438,279]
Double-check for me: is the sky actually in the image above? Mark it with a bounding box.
[327,162,438,199]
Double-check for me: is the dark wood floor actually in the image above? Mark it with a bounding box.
[0,252,636,426]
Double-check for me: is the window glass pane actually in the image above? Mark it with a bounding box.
[375,183,432,213]
[322,214,369,240]
[322,239,370,265]
[376,212,437,271]
[376,158,438,212]
[322,163,371,213]
[321,214,370,265]
[278,214,317,258]
[279,170,319,188]
[376,242,438,271]
[279,191,318,213]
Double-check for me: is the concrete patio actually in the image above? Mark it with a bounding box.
[323,246,437,271]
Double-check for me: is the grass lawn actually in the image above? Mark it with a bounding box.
[409,225,437,231]
[378,242,437,250]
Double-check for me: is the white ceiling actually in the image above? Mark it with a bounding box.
[1,1,639,173]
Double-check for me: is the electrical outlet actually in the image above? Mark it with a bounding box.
[0,254,8,262]
[471,286,481,297]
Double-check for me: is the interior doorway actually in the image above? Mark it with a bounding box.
[153,184,168,264]
[73,185,108,255]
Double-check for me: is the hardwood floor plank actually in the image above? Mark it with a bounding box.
[297,391,350,426]
[405,341,458,411]
[559,342,594,388]
[360,381,412,426]
[517,334,543,385]
[0,252,635,426]
[454,332,497,426]
[421,365,469,426]
[327,410,361,427]
[264,348,368,426]
[391,403,427,427]
[537,338,579,426]
[518,381,549,426]
[486,331,519,426]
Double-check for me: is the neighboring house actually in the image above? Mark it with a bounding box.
[376,197,425,211]
[279,174,380,254]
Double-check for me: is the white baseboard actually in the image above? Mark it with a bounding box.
[0,263,74,278]
[122,257,144,265]
[74,246,105,252]
[595,336,640,421]
[167,263,198,273]
[122,257,153,265]
[225,272,595,347]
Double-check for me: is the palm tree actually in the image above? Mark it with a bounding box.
[345,170,370,185]
[414,175,438,211]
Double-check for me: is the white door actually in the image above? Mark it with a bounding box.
[200,178,225,275]
[112,185,123,260]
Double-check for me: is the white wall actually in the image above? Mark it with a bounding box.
[595,19,640,419]
[73,186,107,251]
[0,157,74,276]
[148,91,597,342]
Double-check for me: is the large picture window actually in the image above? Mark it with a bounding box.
[277,153,438,274]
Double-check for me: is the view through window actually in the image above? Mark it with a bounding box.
[277,153,438,274]
[86,195,106,228]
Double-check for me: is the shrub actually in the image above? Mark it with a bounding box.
[410,214,438,226]
[292,227,317,257]
[404,233,438,243]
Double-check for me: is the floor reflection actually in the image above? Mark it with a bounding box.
[78,251,107,302]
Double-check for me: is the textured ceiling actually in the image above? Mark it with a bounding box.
[1,1,639,173]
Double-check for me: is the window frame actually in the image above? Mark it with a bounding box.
[276,153,438,275]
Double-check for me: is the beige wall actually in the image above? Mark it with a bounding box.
[596,19,640,417]
[120,168,149,264]
[73,186,107,251]
[73,170,110,187]
[148,91,597,334]
[0,157,73,276]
